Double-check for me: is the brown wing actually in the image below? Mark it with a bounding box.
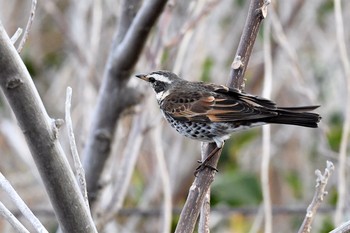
[160,84,278,123]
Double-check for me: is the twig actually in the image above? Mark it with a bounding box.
[10,28,23,44]
[334,0,350,225]
[0,22,97,233]
[298,161,335,233]
[0,201,30,233]
[65,87,89,209]
[152,124,172,233]
[165,0,220,48]
[261,14,273,233]
[17,0,37,53]
[0,172,48,233]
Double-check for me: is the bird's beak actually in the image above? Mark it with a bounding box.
[135,74,149,82]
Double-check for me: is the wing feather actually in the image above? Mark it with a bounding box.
[160,84,278,123]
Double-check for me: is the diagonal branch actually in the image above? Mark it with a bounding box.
[0,23,97,233]
[227,0,268,89]
[175,1,268,232]
[82,0,168,205]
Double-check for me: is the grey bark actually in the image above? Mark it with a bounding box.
[0,23,97,233]
[82,0,168,205]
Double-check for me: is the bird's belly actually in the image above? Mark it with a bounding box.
[163,113,266,143]
[163,115,230,142]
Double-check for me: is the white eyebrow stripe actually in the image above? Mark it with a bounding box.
[150,74,172,84]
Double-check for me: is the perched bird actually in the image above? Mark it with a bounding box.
[136,70,321,149]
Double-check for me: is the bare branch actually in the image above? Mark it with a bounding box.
[298,161,335,233]
[95,112,145,231]
[65,87,89,208]
[261,16,273,233]
[175,1,268,232]
[10,28,23,44]
[0,172,47,233]
[334,0,350,225]
[165,0,220,48]
[330,220,350,233]
[152,125,172,233]
[198,190,211,233]
[227,0,268,89]
[175,143,221,233]
[0,202,30,233]
[0,23,97,233]
[17,0,37,53]
[82,0,168,205]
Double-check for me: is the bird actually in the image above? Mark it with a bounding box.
[136,70,321,149]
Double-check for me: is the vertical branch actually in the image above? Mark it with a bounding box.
[152,125,172,233]
[175,1,269,232]
[95,113,145,230]
[334,0,350,225]
[261,16,272,233]
[198,190,211,233]
[65,87,89,208]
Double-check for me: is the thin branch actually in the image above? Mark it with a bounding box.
[261,15,273,233]
[298,161,334,233]
[227,0,269,89]
[17,0,37,53]
[330,220,350,233]
[0,173,48,233]
[175,1,268,232]
[0,23,97,233]
[82,0,168,205]
[152,124,172,233]
[65,87,89,208]
[0,201,30,233]
[165,0,220,48]
[175,143,221,233]
[334,0,350,225]
[10,28,23,44]
[95,112,145,231]
[198,190,211,233]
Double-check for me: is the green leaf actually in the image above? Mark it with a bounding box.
[211,171,262,206]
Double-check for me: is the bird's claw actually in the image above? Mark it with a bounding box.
[194,160,218,177]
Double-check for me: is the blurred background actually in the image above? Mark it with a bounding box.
[0,0,347,232]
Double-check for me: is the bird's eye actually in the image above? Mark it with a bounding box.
[148,77,156,83]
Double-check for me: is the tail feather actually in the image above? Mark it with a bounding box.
[265,107,321,128]
[278,105,320,112]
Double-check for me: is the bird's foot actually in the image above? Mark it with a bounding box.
[194,161,218,177]
[193,146,221,176]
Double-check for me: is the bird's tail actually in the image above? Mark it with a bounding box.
[267,106,321,128]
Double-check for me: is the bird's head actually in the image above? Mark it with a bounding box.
[136,70,181,101]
